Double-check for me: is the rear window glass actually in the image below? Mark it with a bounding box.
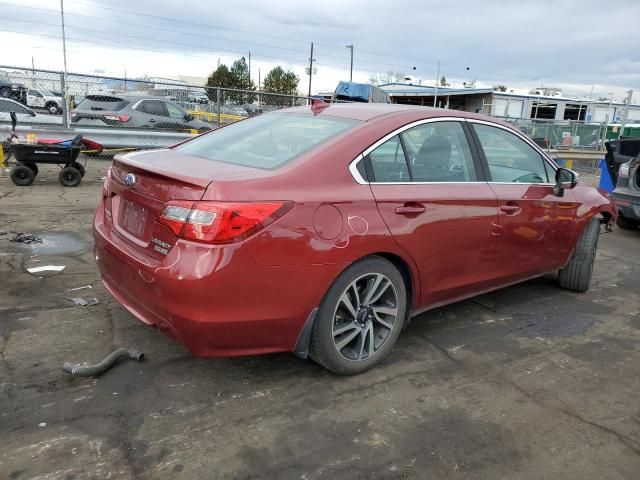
[176,113,360,169]
[76,96,128,111]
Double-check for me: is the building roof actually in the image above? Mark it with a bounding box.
[379,83,493,96]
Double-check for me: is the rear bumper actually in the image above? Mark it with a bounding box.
[93,200,338,357]
[612,190,640,220]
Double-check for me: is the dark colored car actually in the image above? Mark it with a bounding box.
[334,81,391,104]
[94,103,616,374]
[71,95,212,132]
[608,138,640,229]
[0,78,28,105]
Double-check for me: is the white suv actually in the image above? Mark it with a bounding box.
[27,88,63,114]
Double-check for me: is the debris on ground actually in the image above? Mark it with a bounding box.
[66,297,99,307]
[0,230,7,235]
[10,231,43,244]
[67,297,88,306]
[27,265,65,274]
[68,285,92,292]
[62,348,144,377]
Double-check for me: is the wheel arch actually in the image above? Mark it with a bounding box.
[293,250,419,359]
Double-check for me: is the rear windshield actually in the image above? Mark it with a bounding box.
[176,112,360,169]
[76,96,129,111]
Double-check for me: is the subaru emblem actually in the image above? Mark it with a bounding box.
[124,173,136,187]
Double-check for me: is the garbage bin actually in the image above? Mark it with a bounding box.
[598,159,615,193]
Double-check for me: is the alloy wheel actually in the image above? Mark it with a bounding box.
[331,273,399,361]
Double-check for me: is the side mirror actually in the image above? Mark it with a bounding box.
[554,167,578,196]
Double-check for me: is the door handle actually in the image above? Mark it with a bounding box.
[499,204,521,215]
[395,203,425,215]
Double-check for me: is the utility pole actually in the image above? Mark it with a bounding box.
[346,44,354,82]
[248,51,251,83]
[619,89,634,139]
[433,60,440,107]
[60,0,69,127]
[307,42,315,99]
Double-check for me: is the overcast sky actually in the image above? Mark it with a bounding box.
[1,0,639,100]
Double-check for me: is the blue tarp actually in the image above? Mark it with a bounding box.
[334,81,371,102]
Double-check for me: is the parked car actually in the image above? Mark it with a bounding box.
[71,95,212,132]
[608,138,640,229]
[94,103,616,375]
[0,98,61,126]
[188,91,209,104]
[0,78,28,105]
[26,88,63,114]
[333,81,391,103]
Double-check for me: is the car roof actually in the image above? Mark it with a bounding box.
[282,102,513,127]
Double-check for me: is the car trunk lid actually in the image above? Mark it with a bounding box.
[105,149,262,258]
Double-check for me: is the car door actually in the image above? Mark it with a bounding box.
[27,89,44,108]
[468,120,580,282]
[163,101,190,131]
[363,119,500,308]
[135,100,167,128]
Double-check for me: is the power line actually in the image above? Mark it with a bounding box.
[0,0,478,76]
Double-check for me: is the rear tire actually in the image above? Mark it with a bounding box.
[558,218,600,293]
[71,162,85,177]
[616,215,639,230]
[59,166,82,187]
[310,256,407,375]
[10,165,35,186]
[45,102,60,115]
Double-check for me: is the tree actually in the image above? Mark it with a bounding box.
[262,66,299,106]
[229,57,256,103]
[439,76,450,87]
[205,64,234,101]
[370,70,405,85]
[493,84,508,92]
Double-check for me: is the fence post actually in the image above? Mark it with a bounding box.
[60,72,69,129]
[216,87,221,127]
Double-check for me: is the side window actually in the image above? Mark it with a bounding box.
[367,135,410,182]
[28,90,42,98]
[401,121,477,182]
[165,102,185,120]
[139,100,166,116]
[473,124,549,183]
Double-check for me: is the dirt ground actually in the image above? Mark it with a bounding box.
[1,162,639,480]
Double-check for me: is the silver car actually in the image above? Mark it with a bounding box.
[71,95,212,132]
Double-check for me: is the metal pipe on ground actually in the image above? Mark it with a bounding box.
[62,348,144,377]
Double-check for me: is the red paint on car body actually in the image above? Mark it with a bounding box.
[94,104,616,358]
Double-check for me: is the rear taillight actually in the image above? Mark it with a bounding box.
[619,163,630,178]
[103,114,131,122]
[159,201,293,244]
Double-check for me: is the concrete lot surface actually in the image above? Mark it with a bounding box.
[1,163,639,479]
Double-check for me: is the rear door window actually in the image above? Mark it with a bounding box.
[177,112,360,169]
[401,121,477,182]
[366,136,410,182]
[139,100,167,116]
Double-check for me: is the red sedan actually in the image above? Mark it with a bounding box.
[94,103,616,374]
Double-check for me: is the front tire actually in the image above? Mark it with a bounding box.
[311,256,407,375]
[10,165,35,186]
[558,218,600,292]
[46,102,60,115]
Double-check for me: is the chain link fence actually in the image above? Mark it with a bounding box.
[0,65,313,137]
[496,117,606,151]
